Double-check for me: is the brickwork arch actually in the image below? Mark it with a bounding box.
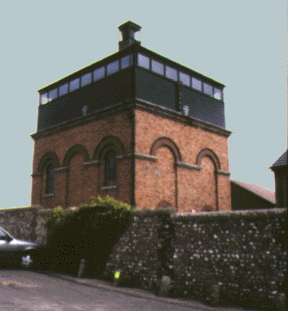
[37,151,60,173]
[196,148,220,170]
[150,137,182,162]
[67,152,86,208]
[63,144,90,167]
[93,136,125,160]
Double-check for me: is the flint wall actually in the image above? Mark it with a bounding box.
[0,206,48,244]
[105,208,287,306]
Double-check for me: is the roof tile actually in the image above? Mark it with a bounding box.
[270,150,288,168]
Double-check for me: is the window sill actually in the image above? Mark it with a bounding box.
[42,193,54,197]
[101,186,117,190]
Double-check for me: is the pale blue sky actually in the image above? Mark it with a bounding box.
[1,1,286,208]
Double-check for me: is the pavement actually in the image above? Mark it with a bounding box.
[43,270,262,311]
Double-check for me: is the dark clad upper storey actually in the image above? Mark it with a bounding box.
[36,21,226,132]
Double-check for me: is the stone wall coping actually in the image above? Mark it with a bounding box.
[172,207,287,219]
[131,209,177,217]
[0,205,50,215]
[0,206,37,212]
[36,208,52,215]
[176,162,202,170]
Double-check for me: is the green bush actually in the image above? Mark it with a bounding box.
[45,206,72,229]
[45,196,132,276]
[82,195,132,211]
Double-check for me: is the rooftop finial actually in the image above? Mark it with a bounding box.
[118,21,141,50]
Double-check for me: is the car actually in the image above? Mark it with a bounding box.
[0,226,44,269]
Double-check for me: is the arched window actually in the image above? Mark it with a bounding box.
[46,164,55,194]
[105,150,117,186]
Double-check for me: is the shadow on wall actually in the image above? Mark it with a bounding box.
[156,201,173,209]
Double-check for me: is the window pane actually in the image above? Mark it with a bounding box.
[81,73,92,86]
[46,164,54,194]
[70,78,80,92]
[93,67,105,81]
[107,60,119,76]
[203,83,213,96]
[165,66,177,81]
[121,54,132,69]
[40,93,48,104]
[179,72,190,86]
[151,60,164,75]
[105,150,117,186]
[48,88,58,101]
[192,77,202,91]
[138,53,150,69]
[214,88,222,100]
[0,229,7,239]
[59,83,68,96]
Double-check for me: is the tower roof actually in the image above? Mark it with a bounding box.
[270,150,287,170]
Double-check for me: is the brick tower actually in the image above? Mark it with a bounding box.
[31,21,232,212]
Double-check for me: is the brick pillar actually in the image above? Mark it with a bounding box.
[54,167,69,208]
[216,171,231,211]
[31,173,42,206]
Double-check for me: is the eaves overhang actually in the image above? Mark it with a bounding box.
[133,45,225,89]
[37,43,225,94]
[37,44,137,93]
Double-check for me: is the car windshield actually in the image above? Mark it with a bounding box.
[0,229,9,240]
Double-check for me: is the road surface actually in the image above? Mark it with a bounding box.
[0,269,203,311]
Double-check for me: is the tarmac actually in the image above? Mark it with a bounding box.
[44,271,263,311]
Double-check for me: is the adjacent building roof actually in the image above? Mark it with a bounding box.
[270,150,288,169]
[231,180,276,204]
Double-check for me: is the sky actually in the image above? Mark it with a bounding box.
[1,0,287,209]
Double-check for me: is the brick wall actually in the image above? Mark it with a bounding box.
[31,103,231,211]
[134,109,231,211]
[31,111,133,208]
